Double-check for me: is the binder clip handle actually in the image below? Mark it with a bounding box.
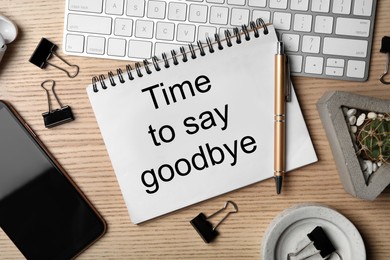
[41,80,75,128]
[41,80,62,113]
[47,52,79,78]
[207,200,238,231]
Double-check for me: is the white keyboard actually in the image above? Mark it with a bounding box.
[63,0,377,81]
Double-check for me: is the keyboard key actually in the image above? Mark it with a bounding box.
[198,26,217,40]
[227,0,246,5]
[272,12,291,30]
[210,6,229,25]
[115,18,133,37]
[156,22,175,41]
[353,0,373,16]
[293,14,312,32]
[135,20,154,39]
[305,56,323,74]
[65,34,84,53]
[327,58,345,68]
[335,18,370,37]
[252,10,271,23]
[323,37,368,58]
[347,60,366,78]
[168,2,187,21]
[248,0,266,8]
[314,16,333,34]
[106,0,124,15]
[87,36,105,55]
[207,0,225,3]
[128,40,152,58]
[177,24,196,42]
[67,14,112,35]
[290,0,309,11]
[69,0,103,13]
[332,0,351,14]
[189,4,208,23]
[231,8,250,26]
[108,38,126,57]
[325,67,344,76]
[311,0,330,13]
[282,34,299,52]
[127,0,145,17]
[288,55,303,73]
[147,1,166,19]
[302,36,320,53]
[269,0,287,9]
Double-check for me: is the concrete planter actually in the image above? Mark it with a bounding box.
[317,91,390,200]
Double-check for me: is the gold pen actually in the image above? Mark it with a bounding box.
[274,41,287,194]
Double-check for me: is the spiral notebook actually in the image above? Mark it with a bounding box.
[87,22,317,224]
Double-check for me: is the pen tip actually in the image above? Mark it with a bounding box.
[275,176,283,194]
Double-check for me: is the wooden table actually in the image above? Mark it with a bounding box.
[1,1,389,259]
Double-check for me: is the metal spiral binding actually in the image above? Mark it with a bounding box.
[152,56,161,71]
[233,27,242,44]
[92,18,268,93]
[225,30,232,47]
[206,37,215,53]
[180,46,188,62]
[117,68,125,83]
[197,40,206,56]
[108,71,116,86]
[135,62,143,77]
[171,49,179,65]
[126,64,134,80]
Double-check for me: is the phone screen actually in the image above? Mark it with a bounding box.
[0,102,106,259]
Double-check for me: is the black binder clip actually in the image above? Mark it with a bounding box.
[287,226,343,260]
[29,38,79,78]
[190,200,238,243]
[41,80,74,128]
[379,36,390,84]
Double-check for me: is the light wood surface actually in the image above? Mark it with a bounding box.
[1,1,389,259]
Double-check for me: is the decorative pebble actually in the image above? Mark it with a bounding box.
[367,112,377,119]
[351,126,357,133]
[362,160,368,171]
[356,113,366,126]
[347,108,357,117]
[349,115,357,125]
[378,162,382,167]
[363,160,373,175]
[378,113,384,118]
[372,162,378,173]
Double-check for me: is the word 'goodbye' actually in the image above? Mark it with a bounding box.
[141,136,257,194]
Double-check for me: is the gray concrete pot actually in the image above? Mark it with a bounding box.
[317,91,390,200]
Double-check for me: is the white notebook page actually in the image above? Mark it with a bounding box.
[87,25,317,224]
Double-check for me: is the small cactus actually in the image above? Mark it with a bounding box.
[355,115,390,163]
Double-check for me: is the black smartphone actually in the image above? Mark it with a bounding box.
[0,100,106,259]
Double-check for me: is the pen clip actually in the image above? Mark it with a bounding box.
[285,56,292,103]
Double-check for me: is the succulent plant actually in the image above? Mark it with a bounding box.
[356,115,390,163]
